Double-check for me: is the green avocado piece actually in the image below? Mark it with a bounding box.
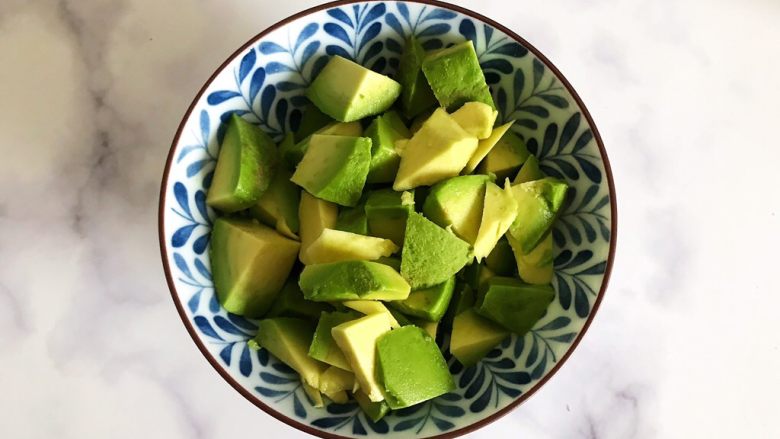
[206,114,278,212]
[389,276,456,322]
[298,191,338,264]
[353,390,390,422]
[342,300,400,328]
[510,233,554,285]
[421,40,495,111]
[291,134,372,207]
[513,154,544,184]
[365,115,407,184]
[400,211,472,289]
[299,260,411,301]
[365,189,415,246]
[387,307,415,327]
[307,55,402,122]
[450,101,498,139]
[250,166,300,239]
[423,175,491,244]
[462,262,496,292]
[309,310,361,371]
[473,181,519,260]
[335,203,369,235]
[210,218,300,318]
[280,121,362,169]
[376,326,455,409]
[254,317,328,388]
[398,36,437,119]
[393,108,479,191]
[295,104,334,142]
[475,277,555,335]
[306,228,399,264]
[266,280,333,320]
[382,110,411,138]
[464,121,514,174]
[375,256,402,271]
[485,238,516,276]
[479,130,530,181]
[508,177,569,253]
[450,308,509,367]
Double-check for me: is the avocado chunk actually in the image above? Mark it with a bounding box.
[473,181,519,260]
[299,260,411,301]
[409,107,435,134]
[400,211,472,289]
[307,55,402,122]
[450,102,498,139]
[513,154,544,184]
[302,380,325,407]
[463,262,496,292]
[309,310,360,371]
[422,175,491,244]
[479,130,530,181]
[280,121,363,169]
[393,108,479,191]
[335,203,368,235]
[206,114,278,212]
[421,40,495,111]
[210,218,300,317]
[365,114,408,183]
[382,110,411,138]
[319,366,357,395]
[450,308,509,367]
[250,167,300,239]
[475,277,555,335]
[417,319,438,338]
[295,103,334,142]
[324,390,349,404]
[464,121,514,174]
[365,189,415,246]
[353,390,390,422]
[266,280,332,320]
[376,326,455,409]
[331,312,396,401]
[508,177,569,253]
[254,317,328,388]
[398,36,437,118]
[306,228,399,264]
[291,134,372,207]
[389,276,455,322]
[375,256,401,271]
[485,238,516,276]
[298,191,338,264]
[510,233,554,285]
[343,300,400,328]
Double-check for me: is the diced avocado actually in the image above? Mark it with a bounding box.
[389,276,455,322]
[417,319,438,338]
[300,260,411,301]
[207,114,278,212]
[485,238,516,276]
[266,280,333,320]
[306,228,399,264]
[450,308,509,367]
[353,390,390,422]
[510,233,554,285]
[375,256,401,271]
[324,390,349,404]
[450,102,498,139]
[475,277,555,335]
[464,121,514,174]
[382,110,411,138]
[302,379,325,407]
[400,212,472,289]
[508,177,569,253]
[319,366,356,395]
[250,167,300,239]
[332,312,396,401]
[295,104,334,142]
[421,40,495,111]
[376,326,454,409]
[309,310,360,371]
[463,262,496,291]
[365,189,415,246]
[280,121,362,169]
[393,108,479,191]
[479,130,530,181]
[454,284,476,315]
[388,307,415,327]
[298,191,338,264]
[307,55,402,122]
[397,36,437,118]
[365,115,406,184]
[473,181,519,260]
[254,317,328,388]
[513,154,544,184]
[335,203,368,235]
[422,175,491,244]
[291,134,371,207]
[343,300,400,328]
[210,218,300,317]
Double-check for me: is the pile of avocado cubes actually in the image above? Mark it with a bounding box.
[205,37,569,420]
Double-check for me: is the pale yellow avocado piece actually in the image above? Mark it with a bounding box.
[324,390,350,404]
[473,180,519,260]
[418,320,438,338]
[319,366,356,394]
[302,379,325,407]
[509,233,554,284]
[331,313,395,402]
[343,300,400,328]
[393,108,479,191]
[298,191,338,264]
[464,121,514,174]
[450,308,509,367]
[450,102,498,139]
[394,138,409,156]
[306,228,399,264]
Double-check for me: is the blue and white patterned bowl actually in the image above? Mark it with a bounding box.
[159,1,616,437]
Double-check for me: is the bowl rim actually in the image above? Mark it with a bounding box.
[158,0,618,437]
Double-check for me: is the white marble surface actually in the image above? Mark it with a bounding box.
[1,0,779,437]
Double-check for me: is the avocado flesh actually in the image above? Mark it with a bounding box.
[250,166,300,239]
[508,177,569,253]
[299,260,411,301]
[450,308,509,367]
[381,110,411,138]
[353,390,390,422]
[210,218,300,318]
[266,280,332,320]
[485,238,516,276]
[365,115,408,184]
[343,300,400,328]
[298,191,338,264]
[376,326,455,409]
[309,310,360,371]
[421,40,495,111]
[464,121,514,174]
[472,181,519,260]
[450,101,498,139]
[254,317,328,388]
[302,380,324,407]
[334,203,369,235]
[305,228,398,265]
[475,276,555,335]
[400,211,471,289]
[280,121,362,169]
[479,130,530,181]
[511,233,554,285]
[513,154,544,184]
[365,189,415,247]
[389,276,455,322]
[319,366,357,395]
[206,114,278,212]
[423,175,490,244]
[295,103,334,142]
[307,55,402,122]
[398,36,437,118]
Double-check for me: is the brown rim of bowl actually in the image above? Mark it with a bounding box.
[158,0,617,437]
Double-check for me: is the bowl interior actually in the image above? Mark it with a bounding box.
[161,1,614,437]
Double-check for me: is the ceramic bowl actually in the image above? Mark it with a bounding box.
[159,1,616,437]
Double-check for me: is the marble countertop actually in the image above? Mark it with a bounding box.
[1,0,779,437]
